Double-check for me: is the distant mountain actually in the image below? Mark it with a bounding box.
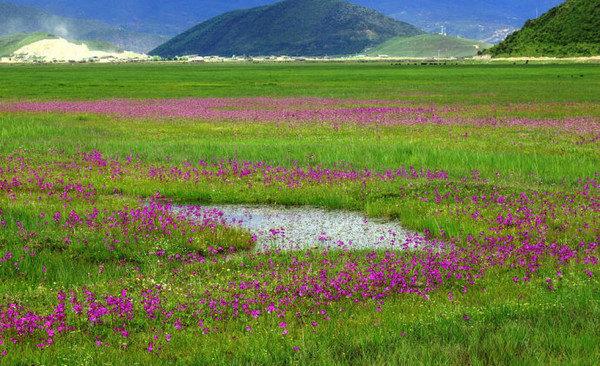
[485,0,600,57]
[6,0,564,42]
[0,2,167,52]
[364,34,492,58]
[359,0,564,42]
[150,0,423,57]
[4,0,273,36]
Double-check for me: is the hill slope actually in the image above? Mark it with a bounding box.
[0,32,124,58]
[0,2,167,52]
[150,0,423,57]
[485,0,600,57]
[0,32,56,57]
[7,0,563,42]
[365,34,492,58]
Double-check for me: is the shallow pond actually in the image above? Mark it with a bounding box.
[178,204,412,250]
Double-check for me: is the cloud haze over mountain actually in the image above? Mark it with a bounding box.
[0,2,167,52]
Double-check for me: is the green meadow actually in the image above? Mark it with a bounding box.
[0,62,598,365]
[1,62,600,103]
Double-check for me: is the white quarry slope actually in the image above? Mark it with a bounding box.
[4,38,149,63]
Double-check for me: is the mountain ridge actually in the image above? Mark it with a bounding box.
[150,0,423,57]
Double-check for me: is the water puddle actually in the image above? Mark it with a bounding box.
[177,204,412,250]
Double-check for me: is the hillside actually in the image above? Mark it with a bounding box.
[150,0,423,57]
[486,0,600,57]
[0,32,56,57]
[7,0,563,42]
[0,33,124,58]
[0,2,167,52]
[1,37,148,62]
[365,34,492,58]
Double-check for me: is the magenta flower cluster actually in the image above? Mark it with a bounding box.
[0,150,598,356]
[2,98,598,135]
[0,234,597,355]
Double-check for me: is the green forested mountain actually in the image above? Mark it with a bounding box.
[150,0,423,57]
[485,0,600,57]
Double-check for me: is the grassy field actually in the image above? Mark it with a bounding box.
[0,62,598,365]
[1,62,600,103]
